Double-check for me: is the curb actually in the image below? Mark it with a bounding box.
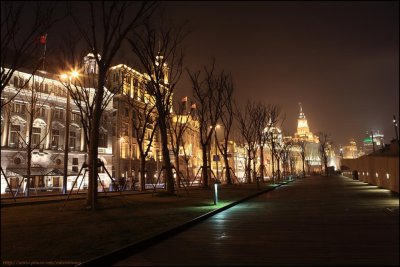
[77,180,294,266]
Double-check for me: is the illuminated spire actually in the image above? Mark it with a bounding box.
[297,102,309,135]
[299,102,305,119]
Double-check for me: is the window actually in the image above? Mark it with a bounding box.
[12,102,25,114]
[69,131,77,150]
[54,109,63,119]
[99,132,108,148]
[112,123,116,136]
[146,129,152,140]
[121,122,128,136]
[19,78,25,88]
[121,142,129,159]
[124,108,129,117]
[72,158,78,165]
[52,129,60,148]
[35,106,46,117]
[10,125,21,146]
[31,127,41,146]
[13,76,18,87]
[71,112,79,122]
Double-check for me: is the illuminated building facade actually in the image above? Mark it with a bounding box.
[107,64,162,188]
[363,130,385,155]
[342,139,358,159]
[292,103,321,173]
[1,61,114,194]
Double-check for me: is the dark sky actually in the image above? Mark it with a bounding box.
[162,1,399,147]
[12,1,398,147]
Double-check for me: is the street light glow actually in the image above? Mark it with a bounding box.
[71,70,79,78]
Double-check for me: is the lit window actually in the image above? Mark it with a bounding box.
[386,173,390,179]
[31,127,41,146]
[375,172,379,178]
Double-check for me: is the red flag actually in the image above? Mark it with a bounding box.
[35,34,47,45]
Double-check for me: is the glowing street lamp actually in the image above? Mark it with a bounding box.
[393,115,399,142]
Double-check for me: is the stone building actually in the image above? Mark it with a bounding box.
[1,61,114,194]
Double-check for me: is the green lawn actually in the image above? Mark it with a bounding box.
[1,184,274,263]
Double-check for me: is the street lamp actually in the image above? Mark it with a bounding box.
[214,124,221,181]
[393,115,399,142]
[60,70,79,194]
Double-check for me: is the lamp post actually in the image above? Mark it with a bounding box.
[60,70,79,195]
[214,124,221,180]
[393,115,399,142]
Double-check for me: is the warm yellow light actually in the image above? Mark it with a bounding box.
[60,73,68,80]
[386,173,390,179]
[71,70,79,78]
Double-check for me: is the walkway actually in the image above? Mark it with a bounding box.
[112,175,399,266]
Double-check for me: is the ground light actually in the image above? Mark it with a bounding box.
[214,180,221,205]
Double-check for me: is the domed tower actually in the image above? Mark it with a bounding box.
[297,102,310,136]
[155,54,169,84]
[83,53,100,74]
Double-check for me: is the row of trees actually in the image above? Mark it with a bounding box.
[1,1,334,210]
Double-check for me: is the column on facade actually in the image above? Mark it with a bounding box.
[80,126,85,151]
[80,111,87,152]
[1,105,10,147]
[116,100,121,181]
[25,103,31,145]
[45,106,53,149]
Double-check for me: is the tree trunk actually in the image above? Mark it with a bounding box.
[174,152,181,188]
[85,73,105,210]
[271,150,275,183]
[260,144,265,180]
[276,158,281,182]
[223,155,232,185]
[201,144,209,188]
[302,156,306,178]
[246,149,251,183]
[158,113,174,194]
[139,155,146,191]
[253,155,259,189]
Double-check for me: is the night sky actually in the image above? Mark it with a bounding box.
[162,1,399,147]
[15,1,399,147]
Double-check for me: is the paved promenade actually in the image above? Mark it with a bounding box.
[112,175,399,266]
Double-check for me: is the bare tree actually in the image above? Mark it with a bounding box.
[215,75,234,185]
[252,102,270,182]
[1,2,59,106]
[188,61,231,188]
[168,98,193,187]
[65,1,156,210]
[280,135,294,180]
[128,17,187,195]
[317,131,330,176]
[122,88,158,191]
[266,105,282,183]
[235,101,258,185]
[296,139,307,178]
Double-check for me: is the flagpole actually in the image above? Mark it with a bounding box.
[42,33,47,70]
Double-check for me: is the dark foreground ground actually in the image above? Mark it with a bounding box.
[111,175,399,266]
